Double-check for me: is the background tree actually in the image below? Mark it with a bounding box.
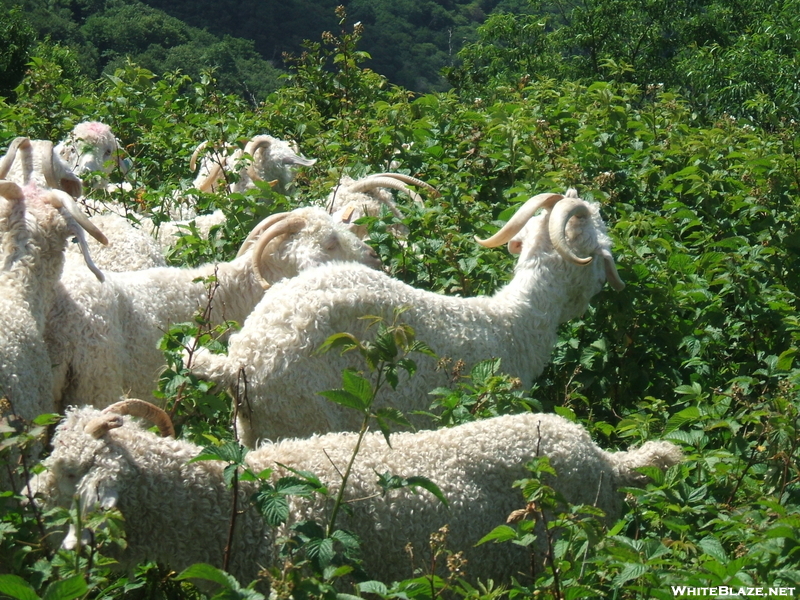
[0,7,36,100]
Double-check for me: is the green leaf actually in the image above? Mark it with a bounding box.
[41,576,87,600]
[318,389,370,412]
[276,463,327,492]
[698,535,727,562]
[275,476,318,497]
[612,562,649,587]
[374,407,411,427]
[776,348,797,371]
[476,524,518,545]
[305,537,335,567]
[357,580,389,596]
[764,525,796,540]
[375,415,393,447]
[554,406,577,422]
[330,528,361,551]
[404,476,449,507]
[0,575,40,600]
[341,369,373,404]
[252,489,289,526]
[664,406,702,433]
[407,340,437,357]
[222,463,240,487]
[190,441,248,464]
[471,358,501,382]
[316,332,360,356]
[177,563,238,587]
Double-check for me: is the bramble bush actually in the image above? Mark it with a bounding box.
[1,10,798,599]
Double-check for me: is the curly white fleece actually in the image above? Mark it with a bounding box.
[30,408,682,585]
[191,195,619,446]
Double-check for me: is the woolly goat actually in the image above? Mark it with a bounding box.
[190,134,316,197]
[46,207,381,410]
[28,400,681,585]
[190,189,625,446]
[325,172,438,238]
[55,121,131,191]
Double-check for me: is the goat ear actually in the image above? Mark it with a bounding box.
[61,174,83,199]
[77,474,119,515]
[508,239,523,255]
[97,484,119,510]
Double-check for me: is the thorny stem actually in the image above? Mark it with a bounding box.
[223,368,247,571]
[322,447,345,480]
[2,395,53,559]
[74,498,84,575]
[21,453,52,560]
[169,270,220,421]
[541,508,562,600]
[86,529,95,577]
[326,413,369,538]
[726,428,767,505]
[326,360,387,538]
[579,471,605,580]
[223,465,239,572]
[428,552,438,599]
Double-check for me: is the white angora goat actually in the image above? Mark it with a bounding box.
[189,189,625,446]
[0,139,106,490]
[325,172,438,239]
[190,134,316,196]
[55,121,131,191]
[45,207,381,410]
[29,400,682,586]
[1,136,83,200]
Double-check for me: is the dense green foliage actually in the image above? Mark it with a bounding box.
[1,8,799,599]
[449,0,800,128]
[3,0,800,111]
[1,0,284,100]
[0,7,36,100]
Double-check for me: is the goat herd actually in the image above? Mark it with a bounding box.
[0,122,682,587]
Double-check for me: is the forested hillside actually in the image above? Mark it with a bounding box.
[1,2,799,599]
[4,0,799,113]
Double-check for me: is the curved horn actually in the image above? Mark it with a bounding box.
[196,161,223,193]
[251,216,306,289]
[236,211,290,257]
[548,197,593,265]
[44,189,108,245]
[39,140,59,189]
[475,193,564,248]
[59,171,83,199]
[348,176,426,206]
[244,136,272,182]
[0,137,32,179]
[366,173,440,198]
[44,189,107,281]
[68,225,105,282]
[601,248,625,291]
[282,154,316,167]
[0,180,25,201]
[85,414,125,438]
[103,399,175,437]
[189,141,208,172]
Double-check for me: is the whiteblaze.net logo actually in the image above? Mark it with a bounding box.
[671,586,796,598]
